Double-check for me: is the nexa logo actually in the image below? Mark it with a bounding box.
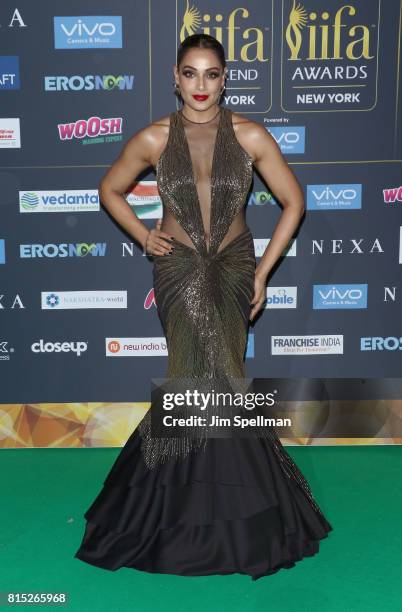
[0,8,26,27]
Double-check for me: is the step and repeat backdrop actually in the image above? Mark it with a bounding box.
[1,0,402,448]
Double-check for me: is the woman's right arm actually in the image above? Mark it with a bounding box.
[99,123,174,256]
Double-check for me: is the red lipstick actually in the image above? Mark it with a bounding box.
[193,95,209,101]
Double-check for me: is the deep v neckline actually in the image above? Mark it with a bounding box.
[177,106,223,255]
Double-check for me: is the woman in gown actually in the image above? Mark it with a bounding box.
[74,33,332,581]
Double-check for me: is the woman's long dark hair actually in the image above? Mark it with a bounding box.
[177,33,226,69]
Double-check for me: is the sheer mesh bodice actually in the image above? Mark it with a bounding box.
[156,106,253,256]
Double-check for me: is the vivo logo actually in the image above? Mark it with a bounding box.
[307,184,362,210]
[54,16,122,49]
[60,20,116,37]
[313,284,367,309]
[267,126,305,153]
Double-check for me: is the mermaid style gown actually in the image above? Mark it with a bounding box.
[74,106,332,580]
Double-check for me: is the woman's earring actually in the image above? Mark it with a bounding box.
[173,81,181,97]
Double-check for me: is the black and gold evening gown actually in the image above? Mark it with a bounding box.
[74,106,332,580]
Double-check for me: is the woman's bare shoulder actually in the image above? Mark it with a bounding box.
[133,113,172,167]
[230,110,275,163]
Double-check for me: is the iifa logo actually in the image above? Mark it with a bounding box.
[177,1,272,112]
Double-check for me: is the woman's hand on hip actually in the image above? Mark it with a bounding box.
[145,219,175,256]
[249,272,267,321]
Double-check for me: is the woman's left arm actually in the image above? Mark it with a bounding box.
[242,121,305,320]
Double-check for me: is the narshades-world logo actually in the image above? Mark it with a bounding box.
[44,74,134,92]
[54,16,122,49]
[57,116,122,145]
[41,291,127,310]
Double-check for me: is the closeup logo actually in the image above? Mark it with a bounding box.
[31,339,88,356]
[54,16,122,49]
[0,56,20,89]
[268,126,305,154]
[307,184,362,210]
[178,1,272,112]
[383,185,402,205]
[20,242,106,258]
[44,74,134,92]
[57,116,122,145]
[282,1,380,111]
[313,284,368,309]
[19,190,100,212]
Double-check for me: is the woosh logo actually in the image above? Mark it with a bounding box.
[57,116,123,145]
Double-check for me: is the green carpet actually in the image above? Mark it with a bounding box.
[1,446,400,611]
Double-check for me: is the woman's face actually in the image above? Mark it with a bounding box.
[174,48,227,111]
